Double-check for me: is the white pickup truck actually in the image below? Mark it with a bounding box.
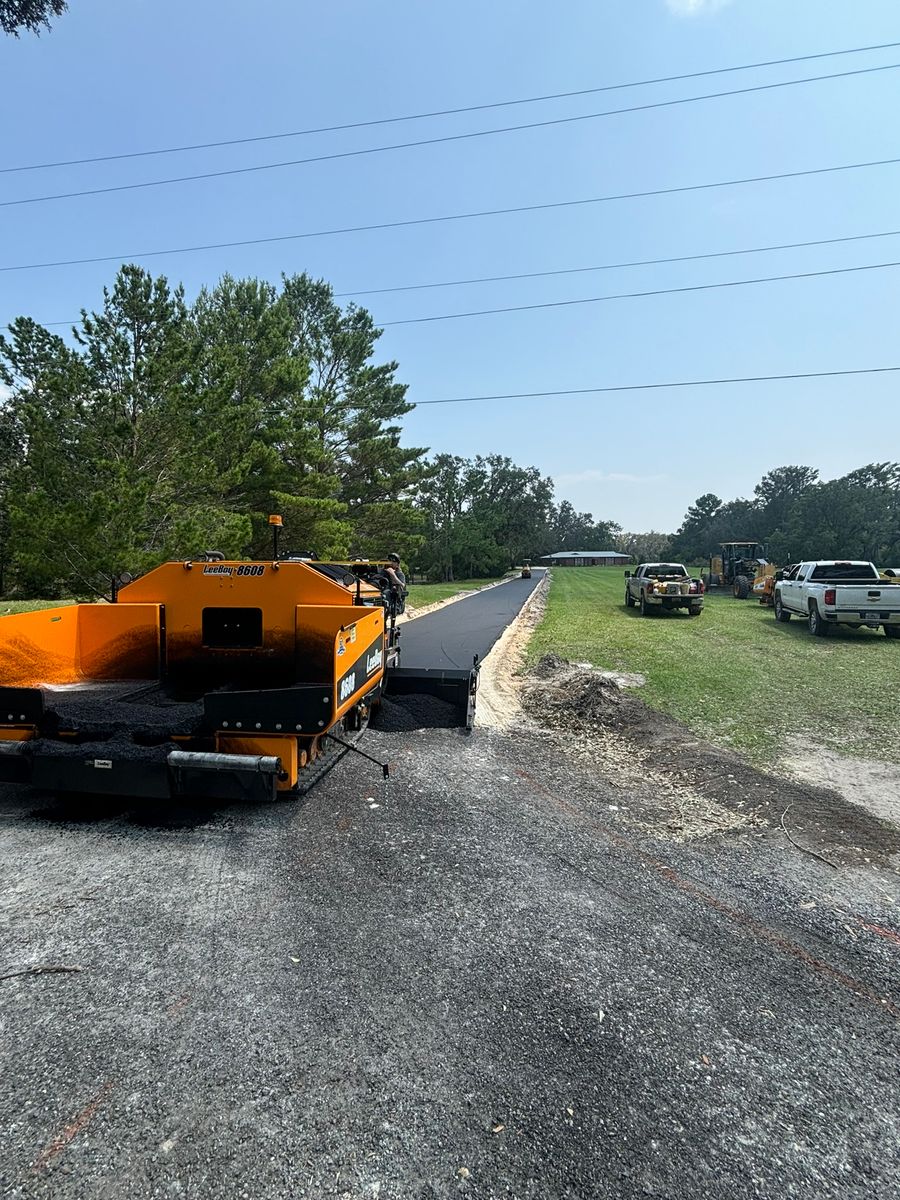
[624,563,704,617]
[774,560,900,638]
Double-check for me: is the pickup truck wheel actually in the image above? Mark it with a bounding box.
[774,596,791,622]
[639,592,651,616]
[808,605,829,637]
[885,625,900,639]
[687,606,701,617]
[733,575,750,599]
[625,588,635,607]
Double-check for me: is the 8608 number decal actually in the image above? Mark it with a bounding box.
[202,563,267,577]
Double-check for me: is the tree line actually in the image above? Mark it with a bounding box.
[0,265,623,596]
[0,266,427,596]
[670,464,900,566]
[414,459,620,580]
[7,266,893,597]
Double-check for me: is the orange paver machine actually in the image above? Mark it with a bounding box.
[0,543,477,802]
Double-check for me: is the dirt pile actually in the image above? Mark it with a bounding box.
[527,654,681,749]
[529,653,635,723]
[523,655,900,862]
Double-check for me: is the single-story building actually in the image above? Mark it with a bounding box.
[539,550,632,567]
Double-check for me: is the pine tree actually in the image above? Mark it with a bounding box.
[280,274,427,558]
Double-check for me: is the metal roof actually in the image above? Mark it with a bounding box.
[540,550,626,559]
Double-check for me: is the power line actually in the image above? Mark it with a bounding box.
[379,259,900,326]
[414,366,900,405]
[31,226,900,327]
[33,254,900,332]
[4,152,900,276]
[333,227,900,298]
[4,61,899,210]
[5,39,899,176]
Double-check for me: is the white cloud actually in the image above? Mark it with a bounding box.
[555,469,667,487]
[665,0,734,16]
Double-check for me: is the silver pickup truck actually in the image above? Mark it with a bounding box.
[774,560,900,637]
[625,563,704,617]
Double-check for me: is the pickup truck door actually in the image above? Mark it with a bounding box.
[630,567,644,598]
[780,563,807,612]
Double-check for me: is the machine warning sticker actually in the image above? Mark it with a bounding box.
[202,564,266,577]
[335,634,385,707]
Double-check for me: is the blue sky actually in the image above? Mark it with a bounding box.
[3,0,899,531]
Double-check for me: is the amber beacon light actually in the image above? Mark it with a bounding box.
[268,514,283,557]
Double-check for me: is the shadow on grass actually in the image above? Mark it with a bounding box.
[620,605,698,620]
[761,613,896,645]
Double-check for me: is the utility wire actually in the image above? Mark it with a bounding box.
[414,366,900,405]
[5,39,899,176]
[35,251,900,331]
[32,226,900,326]
[4,152,900,275]
[380,259,900,326]
[333,227,900,298]
[4,61,899,210]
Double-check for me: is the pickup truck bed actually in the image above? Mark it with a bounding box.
[625,563,704,617]
[774,561,900,637]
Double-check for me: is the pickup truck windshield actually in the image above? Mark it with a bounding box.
[808,563,879,582]
[644,564,688,577]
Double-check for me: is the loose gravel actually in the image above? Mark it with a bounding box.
[40,686,204,743]
[0,727,898,1199]
[2,572,898,1199]
[373,694,463,732]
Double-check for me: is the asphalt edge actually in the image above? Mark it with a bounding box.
[476,571,550,729]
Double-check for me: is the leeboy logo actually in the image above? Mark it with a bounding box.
[365,646,383,676]
[203,565,233,576]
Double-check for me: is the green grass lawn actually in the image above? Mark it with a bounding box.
[0,599,77,615]
[406,577,504,608]
[529,567,900,764]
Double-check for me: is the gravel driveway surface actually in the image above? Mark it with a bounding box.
[1,717,898,1200]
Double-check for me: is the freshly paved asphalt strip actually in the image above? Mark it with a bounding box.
[398,570,545,670]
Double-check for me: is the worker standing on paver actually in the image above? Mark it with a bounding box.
[384,553,407,614]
